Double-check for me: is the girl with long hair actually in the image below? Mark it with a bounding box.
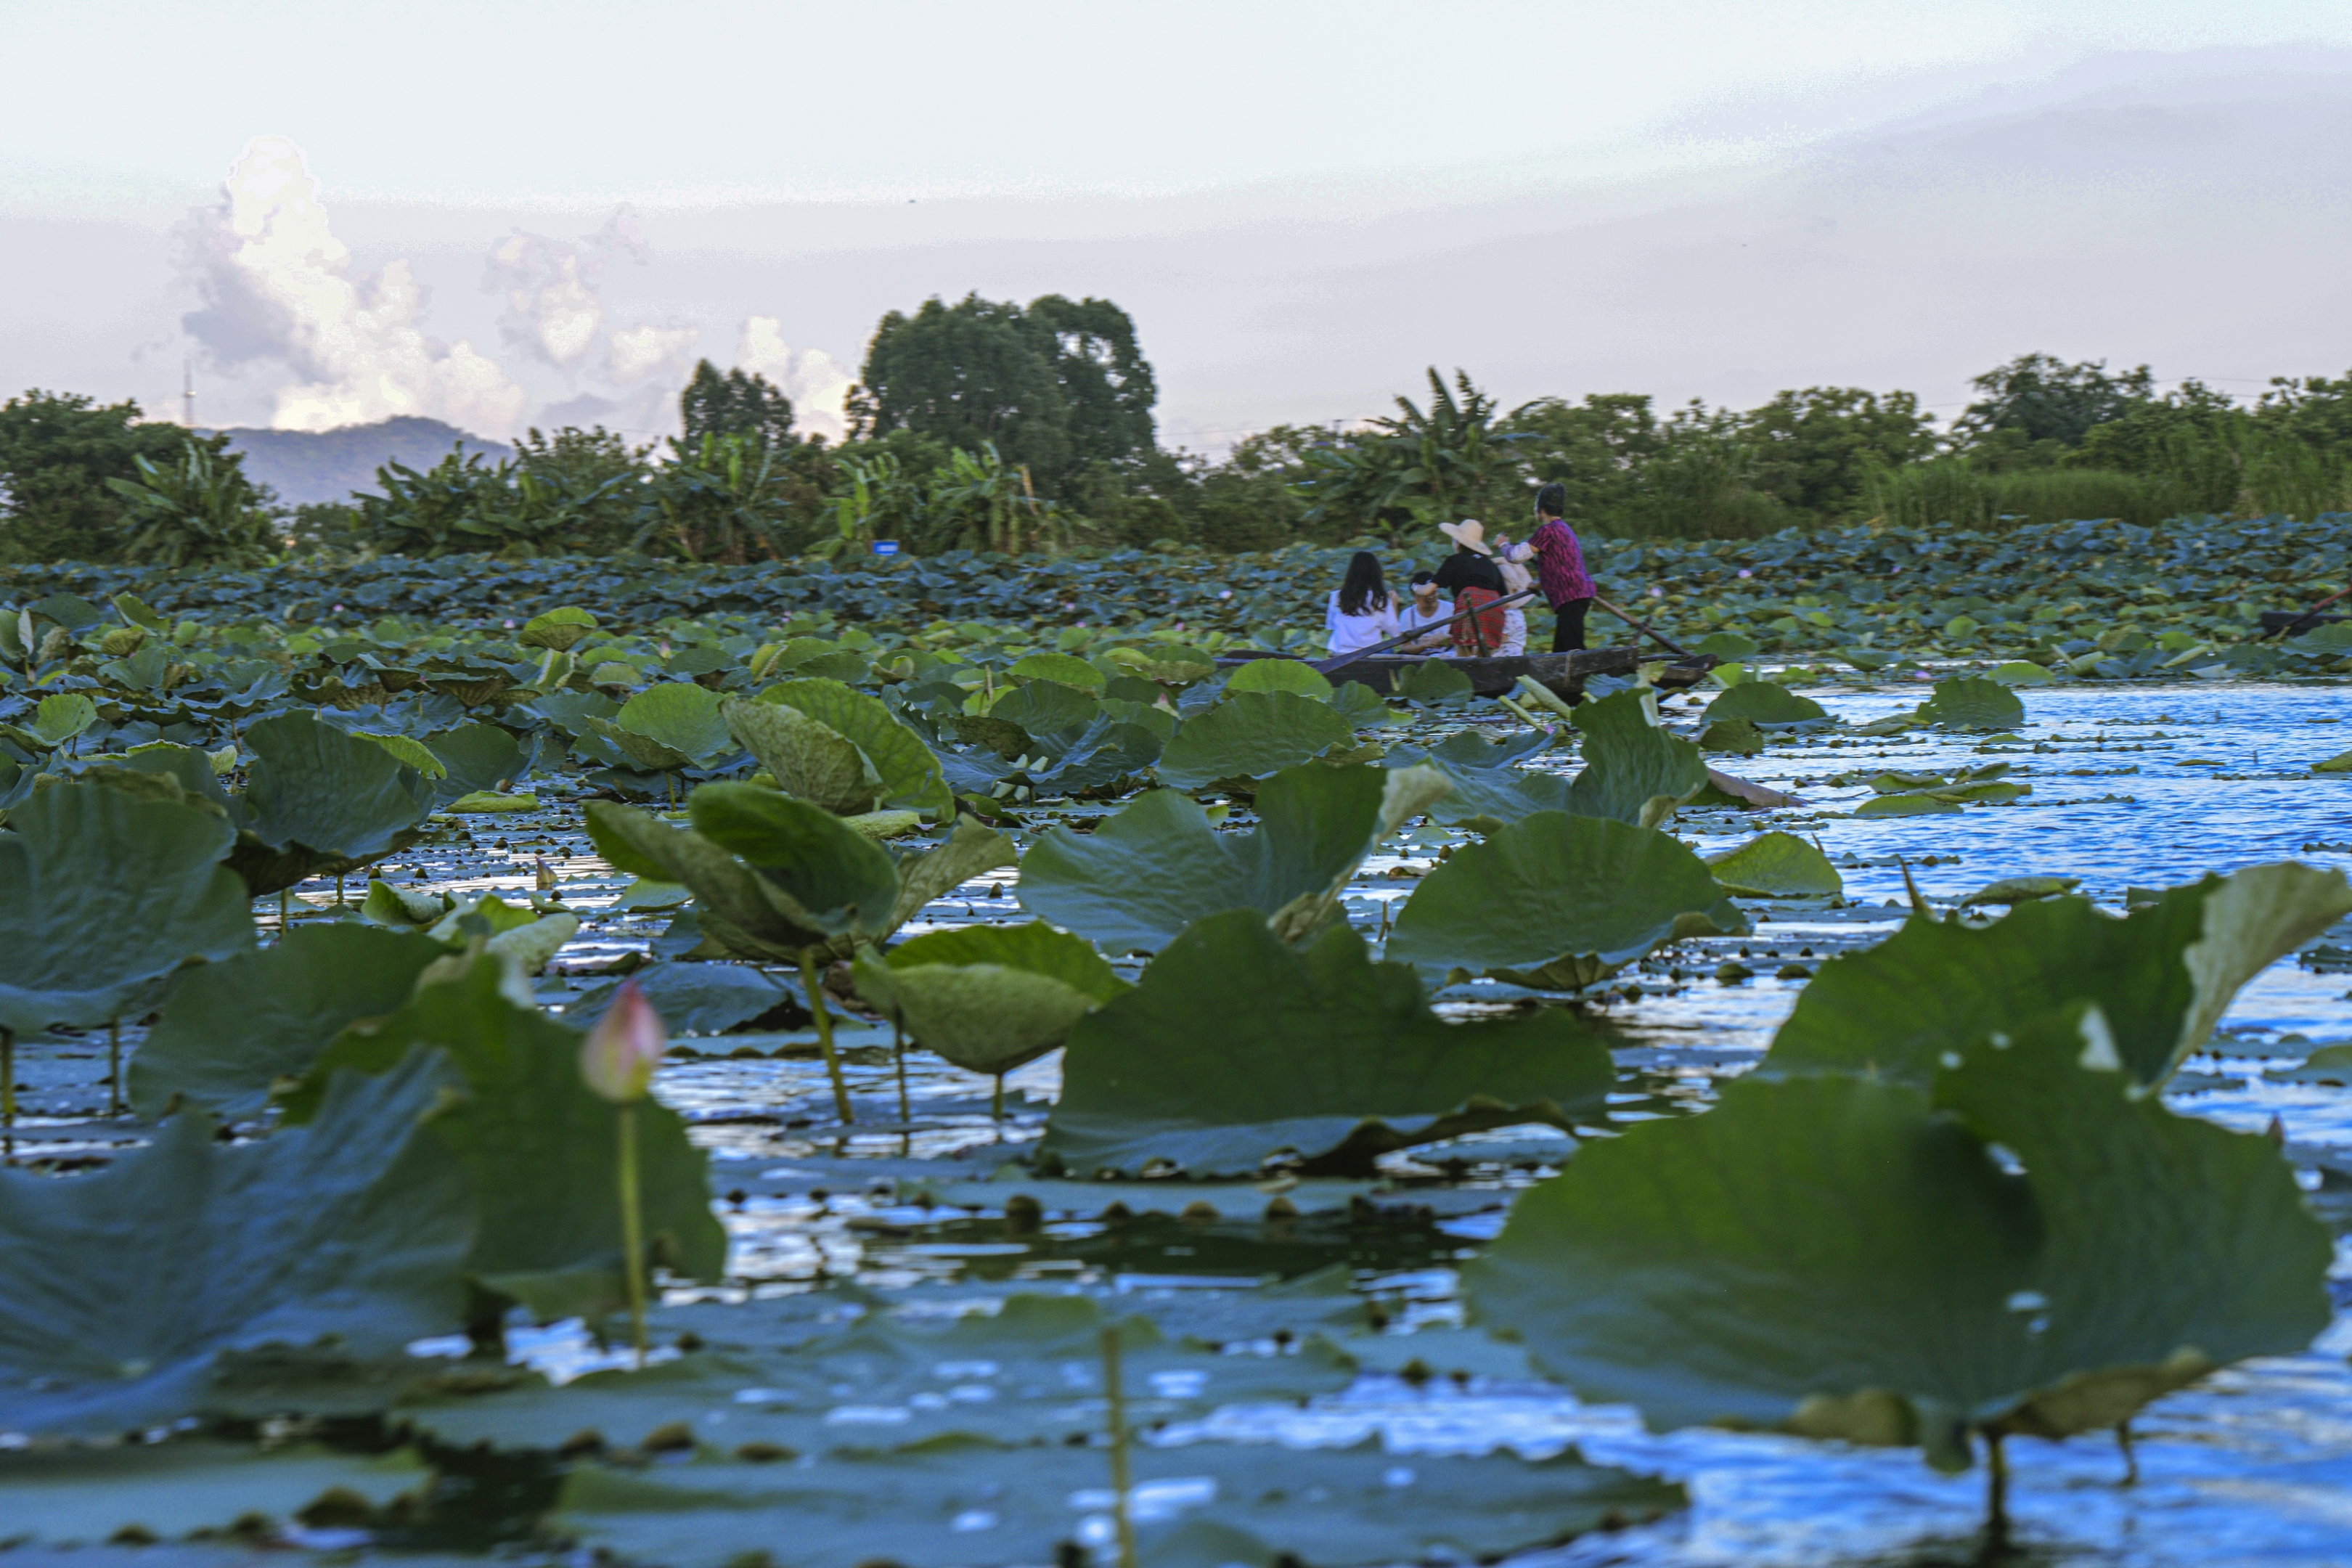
[1325,550,1400,656]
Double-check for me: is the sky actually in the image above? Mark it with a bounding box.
[4,1,2351,449]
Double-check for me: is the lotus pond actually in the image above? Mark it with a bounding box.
[1,558,2351,1568]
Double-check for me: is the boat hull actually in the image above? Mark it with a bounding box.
[1216,647,1716,698]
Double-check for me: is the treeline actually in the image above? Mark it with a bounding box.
[7,292,2352,568]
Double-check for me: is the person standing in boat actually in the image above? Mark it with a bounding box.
[1527,482,1596,651]
[1491,529,1535,656]
[1324,550,1400,656]
[1434,520,1508,656]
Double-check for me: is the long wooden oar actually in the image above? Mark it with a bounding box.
[2261,584,2352,640]
[1310,589,1537,675]
[1592,595,1698,659]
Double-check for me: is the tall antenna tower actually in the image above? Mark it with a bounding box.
[182,357,195,430]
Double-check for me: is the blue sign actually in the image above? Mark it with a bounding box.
[871,540,901,556]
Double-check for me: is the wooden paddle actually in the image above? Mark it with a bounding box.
[1592,595,1698,659]
[2261,584,2352,640]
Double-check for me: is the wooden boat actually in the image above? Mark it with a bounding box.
[1216,646,1718,701]
[2260,610,2348,634]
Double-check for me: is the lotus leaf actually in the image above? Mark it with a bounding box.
[2311,748,2352,774]
[568,960,788,1037]
[1385,729,1572,828]
[409,1291,1350,1459]
[691,785,902,937]
[1005,649,1105,693]
[359,732,446,778]
[1565,688,1709,828]
[287,956,725,1324]
[1328,677,1395,725]
[1388,812,1748,989]
[1468,1005,2331,1471]
[108,590,169,632]
[1153,689,1355,788]
[984,677,1099,746]
[748,679,950,814]
[611,877,690,912]
[528,688,621,737]
[26,592,103,632]
[26,692,97,748]
[1395,657,1476,703]
[1104,643,1217,684]
[1988,660,2057,686]
[1765,862,2352,1087]
[128,924,449,1117]
[852,922,1127,1075]
[0,782,253,1034]
[0,1441,431,1546]
[427,722,526,799]
[1041,910,1615,1175]
[1958,875,2082,908]
[871,819,1019,943]
[1223,657,1335,701]
[447,789,539,812]
[1914,676,2026,732]
[484,910,579,973]
[517,605,597,651]
[1853,791,1963,817]
[1692,631,1760,658]
[1705,831,1844,897]
[233,712,435,893]
[1700,682,1827,725]
[0,1051,472,1437]
[1018,761,1450,954]
[1699,717,1765,754]
[725,700,881,814]
[614,682,735,764]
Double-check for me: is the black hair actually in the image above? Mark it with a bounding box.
[1409,570,1437,587]
[1535,481,1567,519]
[1338,550,1389,616]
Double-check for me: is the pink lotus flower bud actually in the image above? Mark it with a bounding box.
[581,979,666,1103]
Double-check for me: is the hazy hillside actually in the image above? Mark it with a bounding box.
[216,417,511,507]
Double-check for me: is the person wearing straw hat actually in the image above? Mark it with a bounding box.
[1434,519,1508,656]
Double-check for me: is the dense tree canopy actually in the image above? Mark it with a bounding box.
[0,391,246,563]
[679,361,797,452]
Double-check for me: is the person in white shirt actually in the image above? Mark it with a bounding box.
[1325,550,1400,656]
[1490,530,1535,656]
[1395,571,1453,653]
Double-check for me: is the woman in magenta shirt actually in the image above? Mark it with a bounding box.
[1527,481,1596,652]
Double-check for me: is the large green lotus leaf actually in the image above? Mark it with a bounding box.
[985,678,1100,750]
[1025,714,1165,796]
[1041,910,1615,1176]
[1700,681,1827,724]
[285,957,725,1324]
[724,697,881,814]
[0,1051,472,1437]
[1767,862,2352,1088]
[1224,658,1335,701]
[753,678,952,814]
[1565,689,1707,827]
[0,782,253,1033]
[552,1434,1680,1568]
[852,922,1127,1074]
[616,682,736,763]
[587,801,830,962]
[1704,830,1844,897]
[1154,690,1355,788]
[1387,730,1574,828]
[1017,762,1450,955]
[567,960,788,1037]
[1913,676,2026,732]
[237,711,436,859]
[690,783,902,939]
[1005,649,1106,694]
[1388,812,1748,989]
[425,722,525,801]
[517,605,597,651]
[404,1293,1352,1458]
[1103,643,1217,685]
[128,924,449,1118]
[1468,1005,2331,1471]
[0,1441,431,1545]
[585,715,692,772]
[1395,657,1476,703]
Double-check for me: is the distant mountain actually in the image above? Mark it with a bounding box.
[214,417,513,507]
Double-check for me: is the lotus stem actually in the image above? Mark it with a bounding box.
[2115,1418,2138,1486]
[278,887,289,936]
[617,1101,648,1368]
[891,1016,910,1128]
[334,873,343,907]
[1100,1325,1138,1568]
[1,1026,12,1161]
[107,1018,121,1118]
[992,1071,1004,1124]
[1978,1430,2011,1564]
[665,772,677,809]
[801,947,854,1124]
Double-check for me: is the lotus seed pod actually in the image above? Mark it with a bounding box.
[581,978,666,1103]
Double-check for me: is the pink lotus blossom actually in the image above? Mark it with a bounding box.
[581,979,666,1103]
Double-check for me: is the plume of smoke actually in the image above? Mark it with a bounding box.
[736,317,854,442]
[178,136,528,436]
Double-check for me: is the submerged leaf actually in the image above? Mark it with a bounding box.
[1387,812,1748,990]
[1468,1004,2331,1469]
[1913,676,2026,732]
[1700,682,1826,725]
[1017,762,1448,955]
[0,1052,473,1437]
[1042,910,1615,1176]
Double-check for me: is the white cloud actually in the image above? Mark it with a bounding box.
[607,322,701,386]
[178,135,528,436]
[736,317,854,442]
[483,207,653,370]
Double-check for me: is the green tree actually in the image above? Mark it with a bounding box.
[1503,393,1665,529]
[1193,426,1318,551]
[1294,369,1526,542]
[104,442,279,567]
[0,391,234,563]
[1023,295,1157,470]
[513,425,652,552]
[1953,353,2158,457]
[1731,386,1938,521]
[634,433,834,563]
[679,362,796,451]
